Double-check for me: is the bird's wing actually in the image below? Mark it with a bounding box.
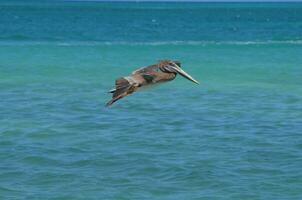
[106,77,140,107]
[141,74,154,83]
[131,65,159,85]
[132,65,158,75]
[112,77,133,98]
[106,65,160,106]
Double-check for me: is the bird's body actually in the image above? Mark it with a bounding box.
[106,60,198,106]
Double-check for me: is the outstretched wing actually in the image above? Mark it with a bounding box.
[106,64,161,107]
[106,77,139,107]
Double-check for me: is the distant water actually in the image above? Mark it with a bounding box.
[1,1,302,199]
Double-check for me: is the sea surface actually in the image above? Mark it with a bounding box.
[1,1,302,199]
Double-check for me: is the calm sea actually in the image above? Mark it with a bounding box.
[1,1,302,199]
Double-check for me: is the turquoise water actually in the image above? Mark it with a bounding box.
[1,1,302,199]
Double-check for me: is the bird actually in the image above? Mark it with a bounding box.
[106,60,199,107]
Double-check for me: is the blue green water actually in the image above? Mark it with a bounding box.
[1,1,302,199]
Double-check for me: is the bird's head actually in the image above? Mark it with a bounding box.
[159,60,199,84]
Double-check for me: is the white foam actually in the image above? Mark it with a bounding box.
[0,40,302,46]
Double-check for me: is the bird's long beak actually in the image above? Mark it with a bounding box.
[172,63,199,84]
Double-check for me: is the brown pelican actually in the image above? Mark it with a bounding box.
[106,60,199,106]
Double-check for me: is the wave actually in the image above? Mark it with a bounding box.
[0,40,302,46]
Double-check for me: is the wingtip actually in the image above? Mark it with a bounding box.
[105,100,113,107]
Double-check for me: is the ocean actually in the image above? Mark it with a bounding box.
[0,1,302,199]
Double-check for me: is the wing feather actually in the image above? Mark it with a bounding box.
[106,77,139,106]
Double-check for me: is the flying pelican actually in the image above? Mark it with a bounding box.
[106,60,199,106]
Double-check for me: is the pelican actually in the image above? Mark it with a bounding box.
[106,60,199,106]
